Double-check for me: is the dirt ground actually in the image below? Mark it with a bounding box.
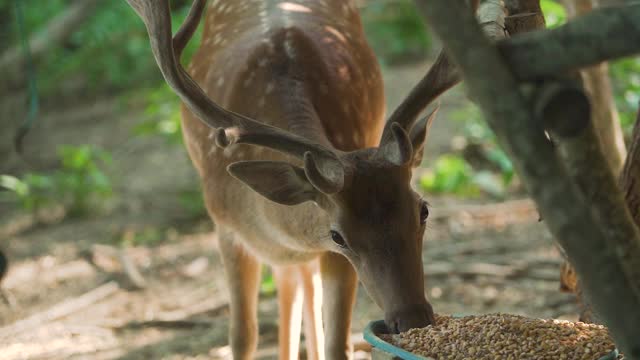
[0,61,579,360]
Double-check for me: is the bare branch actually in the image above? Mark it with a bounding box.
[499,4,640,80]
[416,0,640,355]
[504,0,546,32]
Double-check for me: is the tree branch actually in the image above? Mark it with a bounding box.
[416,0,640,357]
[504,0,546,32]
[498,4,640,80]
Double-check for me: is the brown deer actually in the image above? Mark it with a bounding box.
[126,0,461,359]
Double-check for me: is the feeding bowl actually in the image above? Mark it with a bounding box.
[364,319,619,360]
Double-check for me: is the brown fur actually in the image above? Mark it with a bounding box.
[179,1,433,359]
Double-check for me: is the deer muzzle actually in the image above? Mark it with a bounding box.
[384,301,436,333]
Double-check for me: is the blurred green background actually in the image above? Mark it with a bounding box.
[1,0,638,216]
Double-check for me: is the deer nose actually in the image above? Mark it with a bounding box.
[384,302,435,334]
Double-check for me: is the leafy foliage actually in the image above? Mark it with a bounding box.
[1,145,113,216]
[260,269,277,296]
[134,85,184,145]
[361,0,432,65]
[540,0,567,27]
[611,58,640,134]
[419,155,480,196]
[6,1,201,94]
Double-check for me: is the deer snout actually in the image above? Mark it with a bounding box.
[384,302,435,334]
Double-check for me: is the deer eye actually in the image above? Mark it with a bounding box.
[330,230,347,248]
[420,202,429,225]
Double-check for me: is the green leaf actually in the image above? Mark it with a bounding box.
[541,0,567,28]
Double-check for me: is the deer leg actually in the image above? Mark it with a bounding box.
[273,265,304,360]
[300,261,325,360]
[217,228,261,360]
[320,252,358,360]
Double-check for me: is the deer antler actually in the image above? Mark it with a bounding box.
[125,0,344,194]
[378,0,483,151]
[379,51,460,147]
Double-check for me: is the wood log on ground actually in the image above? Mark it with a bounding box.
[0,281,119,339]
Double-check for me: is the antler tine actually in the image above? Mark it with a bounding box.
[173,0,206,58]
[125,0,344,193]
[379,50,460,146]
[379,0,481,147]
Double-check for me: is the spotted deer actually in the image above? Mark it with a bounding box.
[126,0,462,359]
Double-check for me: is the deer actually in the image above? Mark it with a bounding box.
[125,0,463,359]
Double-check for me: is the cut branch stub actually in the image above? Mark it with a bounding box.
[534,81,591,138]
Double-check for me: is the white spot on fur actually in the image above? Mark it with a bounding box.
[208,146,218,156]
[217,77,225,87]
[338,65,350,80]
[278,2,312,13]
[259,2,270,34]
[284,31,296,59]
[354,131,362,144]
[324,25,347,43]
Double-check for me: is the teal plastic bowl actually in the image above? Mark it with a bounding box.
[364,320,619,360]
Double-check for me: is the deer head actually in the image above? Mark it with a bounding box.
[127,0,462,333]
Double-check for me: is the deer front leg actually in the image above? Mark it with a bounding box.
[320,252,358,360]
[301,261,325,360]
[273,265,305,360]
[217,228,261,360]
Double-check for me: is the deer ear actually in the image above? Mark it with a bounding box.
[227,161,319,206]
[409,105,439,168]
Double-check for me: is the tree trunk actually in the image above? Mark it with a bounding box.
[560,0,627,174]
[621,109,640,227]
[557,0,629,323]
[417,0,640,354]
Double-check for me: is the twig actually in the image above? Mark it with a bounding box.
[0,281,119,338]
[0,289,16,308]
[153,297,228,321]
[113,318,216,330]
[425,261,559,281]
[85,244,147,290]
[117,248,147,290]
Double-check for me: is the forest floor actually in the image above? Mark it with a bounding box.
[0,60,579,359]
